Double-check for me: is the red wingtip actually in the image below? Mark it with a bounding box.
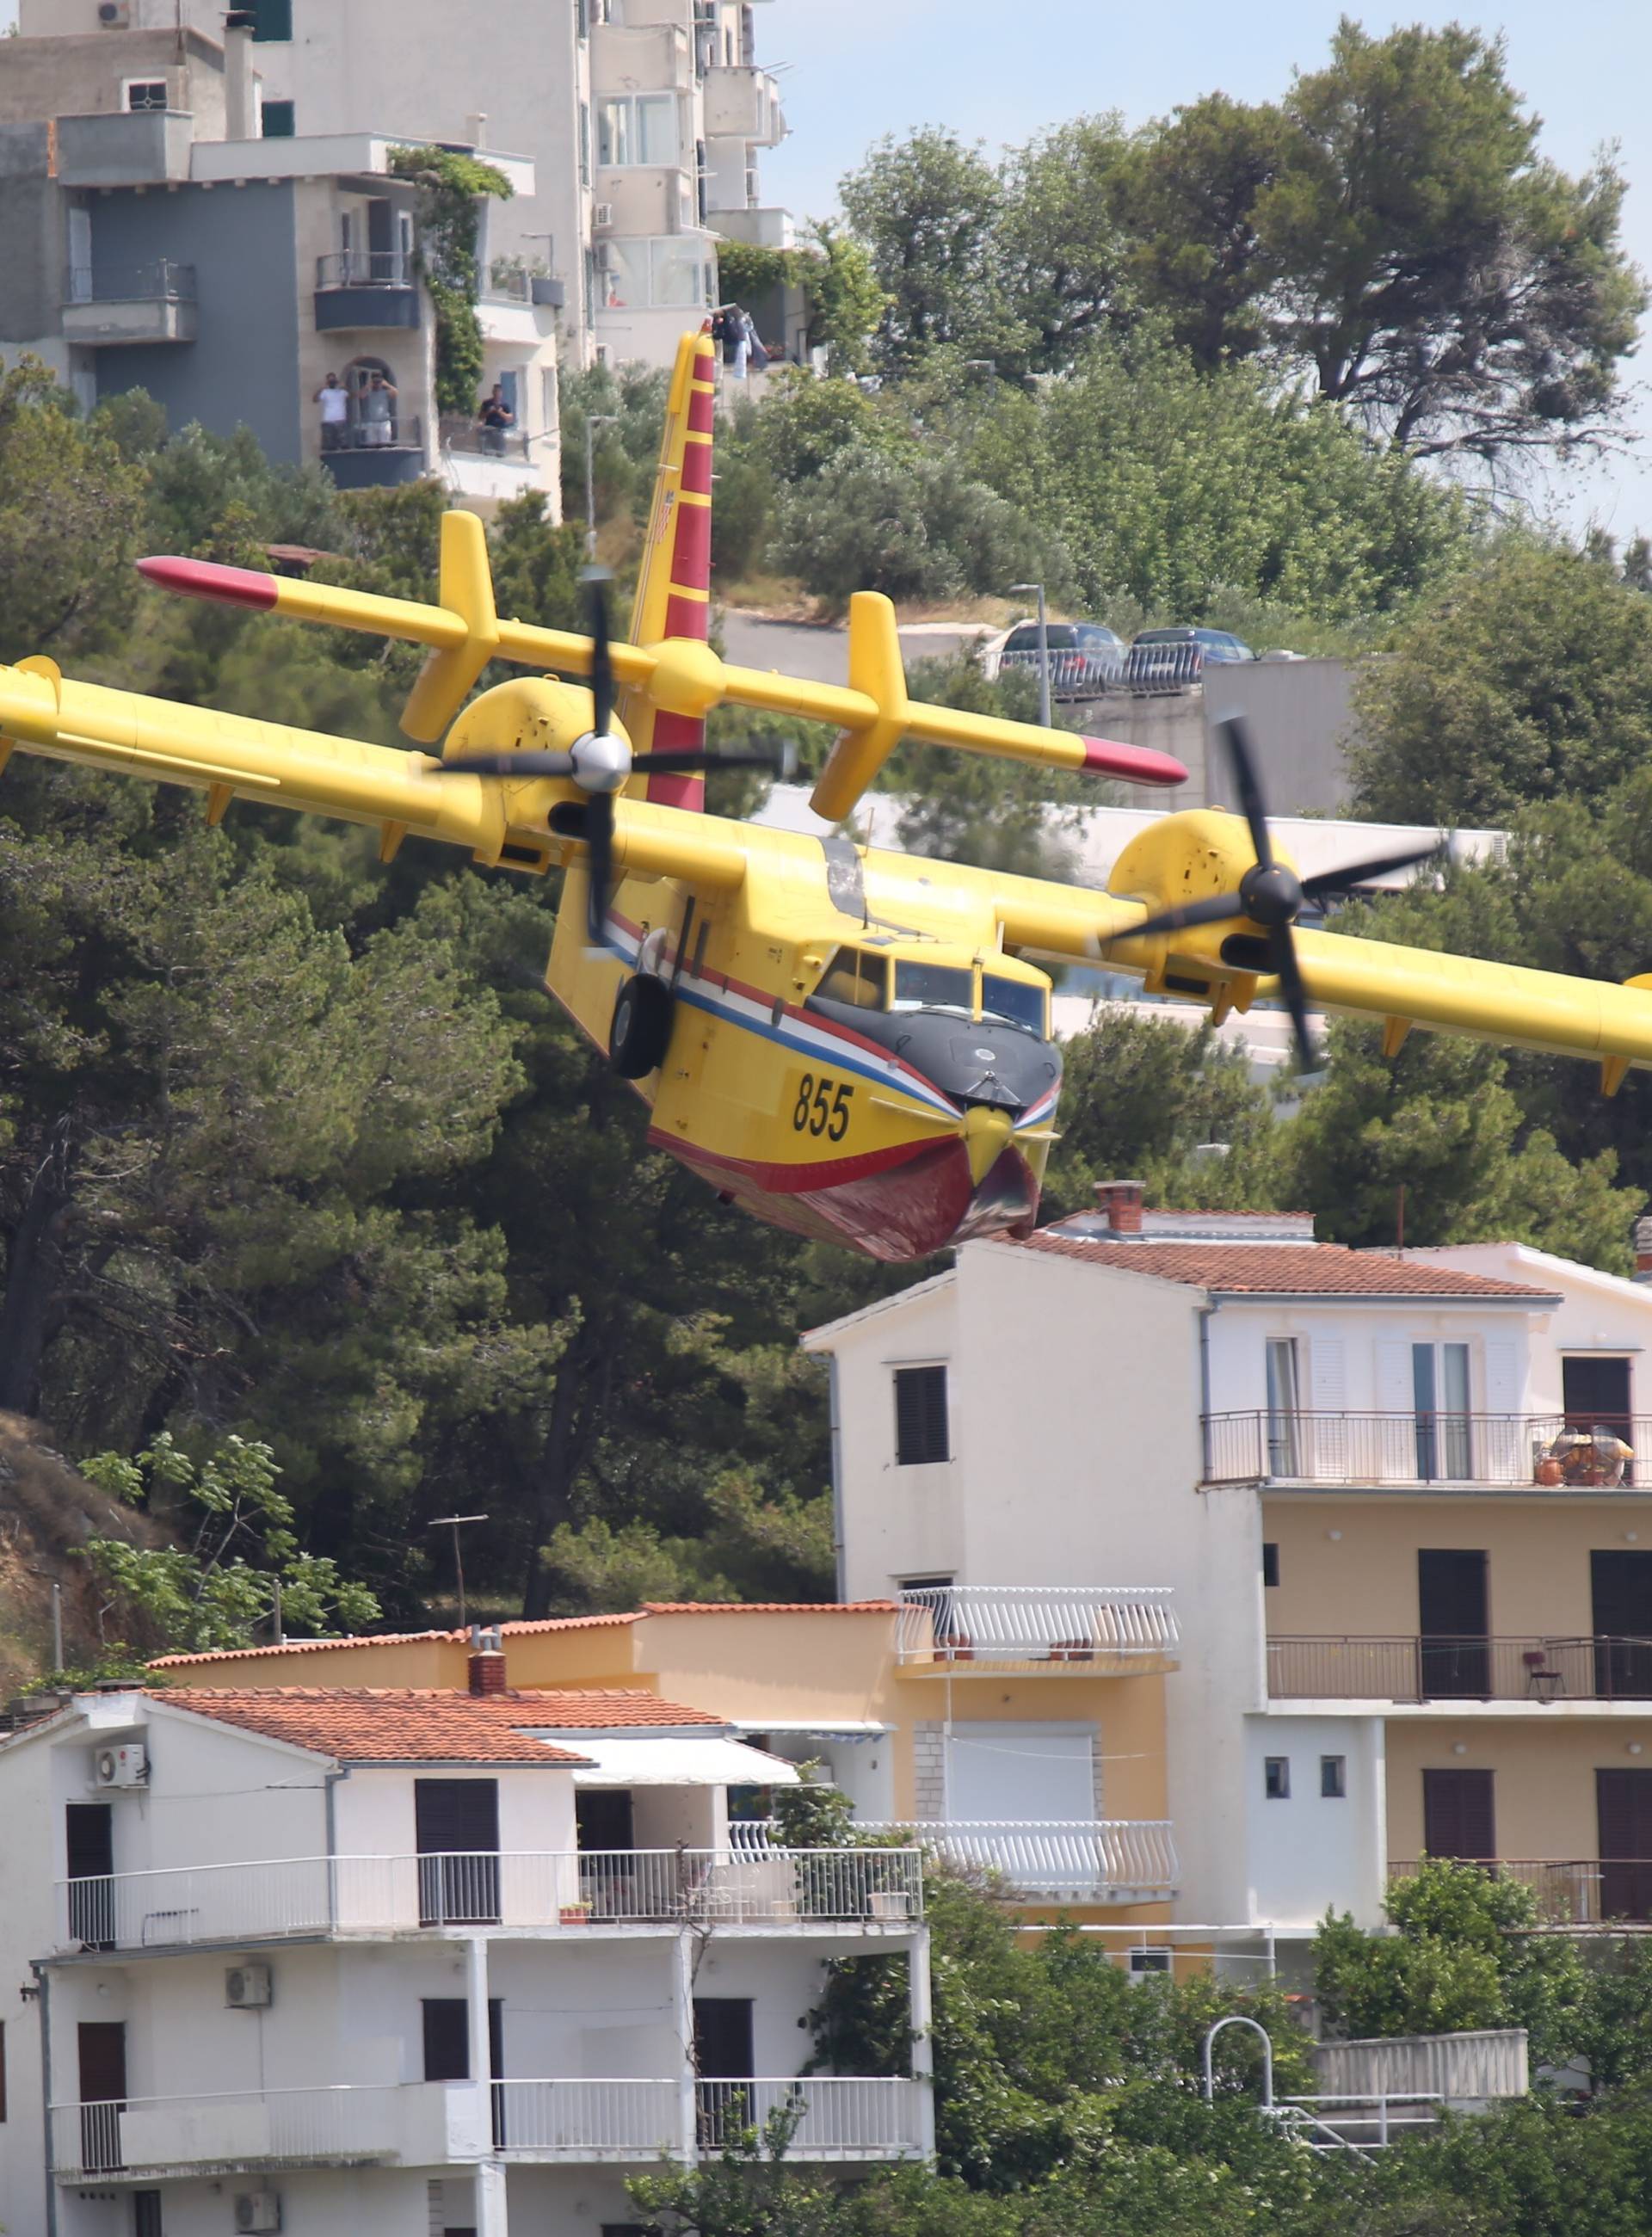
[138,555,280,612]
[1080,736,1188,787]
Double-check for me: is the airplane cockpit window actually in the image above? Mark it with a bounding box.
[982,975,1047,1034]
[892,962,974,1013]
[813,947,891,1009]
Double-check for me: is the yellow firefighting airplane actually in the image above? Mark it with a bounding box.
[4,330,1652,1263]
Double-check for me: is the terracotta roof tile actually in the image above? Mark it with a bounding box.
[149,1629,465,1668]
[151,1686,723,1761]
[1013,1234,1556,1299]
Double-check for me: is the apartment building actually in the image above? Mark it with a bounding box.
[0,1655,930,2237]
[805,1188,1652,1958]
[25,0,794,373]
[0,11,563,502]
[150,1599,1183,1932]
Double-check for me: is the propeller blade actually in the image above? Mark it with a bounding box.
[440,750,578,779]
[1268,924,1319,1074]
[1215,716,1273,872]
[583,567,614,743]
[633,745,792,777]
[1299,843,1445,900]
[585,790,614,946]
[1127,890,1248,943]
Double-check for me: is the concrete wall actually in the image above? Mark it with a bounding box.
[1203,1295,1542,1421]
[1385,1715,1652,1862]
[0,120,65,343]
[1100,661,1359,817]
[1406,1243,1652,1418]
[0,28,227,137]
[87,178,303,460]
[1243,1712,1385,1926]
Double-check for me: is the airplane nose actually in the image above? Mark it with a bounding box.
[961,1104,1014,1185]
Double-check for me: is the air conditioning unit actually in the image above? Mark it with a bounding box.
[94,1744,148,1789]
[234,2194,282,2234]
[592,201,615,229]
[225,1963,273,2009]
[97,1,132,24]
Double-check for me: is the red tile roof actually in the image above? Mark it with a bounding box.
[1013,1233,1556,1299]
[151,1686,724,1762]
[638,1602,898,1616]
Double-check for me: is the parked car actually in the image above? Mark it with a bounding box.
[998,621,1127,699]
[1124,626,1255,693]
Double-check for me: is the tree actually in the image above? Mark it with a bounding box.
[1259,22,1644,464]
[995,116,1135,373]
[0,359,148,660]
[82,1431,380,1652]
[838,129,1015,372]
[804,219,887,373]
[1347,539,1652,827]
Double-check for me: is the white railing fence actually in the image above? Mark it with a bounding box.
[50,2082,453,2180]
[56,1845,923,1952]
[896,1585,1178,1665]
[859,1820,1179,1896]
[492,2079,681,2159]
[694,2077,926,2160]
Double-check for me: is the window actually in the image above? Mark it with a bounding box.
[1321,1755,1347,1799]
[261,99,295,138]
[1264,1756,1291,1800]
[894,1365,949,1465]
[124,81,169,112]
[599,95,679,168]
[891,961,972,1014]
[1261,1541,1279,1588]
[252,0,292,37]
[1266,1338,1301,1476]
[812,946,889,1011]
[579,102,592,188]
[945,1722,1095,1821]
[601,237,714,311]
[1414,1341,1471,1481]
[981,974,1047,1034]
[1126,1948,1173,1977]
[576,0,590,34]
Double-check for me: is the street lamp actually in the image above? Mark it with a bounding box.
[584,411,618,559]
[1008,581,1051,730]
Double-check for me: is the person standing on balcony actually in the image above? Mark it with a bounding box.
[723,301,750,382]
[313,372,348,453]
[360,369,398,447]
[478,382,515,457]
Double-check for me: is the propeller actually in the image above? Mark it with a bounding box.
[441,570,792,944]
[1127,716,1444,1072]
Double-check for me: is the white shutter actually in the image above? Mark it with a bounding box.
[1309,1338,1347,1479]
[1377,1340,1414,1481]
[944,1726,1096,1821]
[1482,1338,1520,1483]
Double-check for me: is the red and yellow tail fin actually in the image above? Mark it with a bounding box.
[621,328,716,809]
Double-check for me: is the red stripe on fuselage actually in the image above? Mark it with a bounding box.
[663,593,707,641]
[687,388,716,436]
[643,708,706,810]
[679,441,712,497]
[673,502,711,580]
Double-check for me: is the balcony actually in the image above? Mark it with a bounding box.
[57,110,193,188]
[895,1585,1178,1674]
[62,263,197,348]
[702,64,786,145]
[1390,1858,1652,1925]
[314,250,421,331]
[1267,1634,1652,1704]
[54,1845,924,1955]
[440,417,548,500]
[862,1820,1180,1901]
[51,2080,469,2183]
[1204,1411,1647,1493]
[321,416,427,490]
[496,2076,925,2163]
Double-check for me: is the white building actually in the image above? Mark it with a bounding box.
[0,1650,929,2237]
[806,1189,1652,1962]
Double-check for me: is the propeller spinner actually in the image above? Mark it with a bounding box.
[1129,716,1444,1072]
[441,570,791,943]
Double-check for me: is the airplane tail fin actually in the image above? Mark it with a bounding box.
[620,328,717,809]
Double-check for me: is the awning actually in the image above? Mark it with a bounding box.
[542,1735,804,1789]
[730,1719,891,1742]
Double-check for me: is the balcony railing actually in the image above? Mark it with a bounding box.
[317,250,415,288]
[692,2078,924,2159]
[895,1585,1178,1668]
[65,260,196,305]
[1204,1411,1646,1490]
[51,2080,459,2182]
[861,1820,1179,1899]
[322,413,424,453]
[55,1845,923,1953]
[1390,1858,1652,1925]
[492,2078,680,2160]
[1267,1633,1652,1703]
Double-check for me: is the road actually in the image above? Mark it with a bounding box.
[718,610,996,687]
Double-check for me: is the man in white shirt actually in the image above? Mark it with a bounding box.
[314,371,349,451]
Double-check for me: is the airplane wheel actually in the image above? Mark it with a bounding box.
[608,973,675,1079]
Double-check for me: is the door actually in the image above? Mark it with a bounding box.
[1592,1550,1652,1696]
[576,1789,638,1917]
[1266,1339,1300,1476]
[1418,1550,1489,1696]
[133,2197,163,2237]
[66,1802,114,1949]
[1598,1770,1652,1920]
[693,1998,755,2148]
[366,193,395,280]
[67,206,93,302]
[1415,1342,1472,1481]
[422,1999,504,2142]
[1422,1768,1495,1863]
[77,2020,126,2173]
[1566,1356,1635,1484]
[415,1779,500,1924]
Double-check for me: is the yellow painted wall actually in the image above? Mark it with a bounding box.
[150,1637,465,1688]
[1264,1494,1652,1639]
[1385,1716,1652,1860]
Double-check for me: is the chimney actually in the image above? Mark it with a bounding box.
[223,11,256,142]
[467,1624,507,1695]
[1094,1180,1144,1236]
[1636,1217,1652,1282]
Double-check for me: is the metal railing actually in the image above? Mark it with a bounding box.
[54,1846,923,1952]
[50,2081,446,2181]
[1267,1633,1652,1702]
[316,250,414,288]
[322,411,424,454]
[1271,2094,1442,2156]
[895,1585,1178,1666]
[65,260,195,304]
[860,1819,1179,1897]
[492,2078,680,2159]
[1390,1858,1652,1925]
[1124,642,1206,695]
[440,414,534,461]
[693,2077,925,2159]
[1203,1410,1645,1488]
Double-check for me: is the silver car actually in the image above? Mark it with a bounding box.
[998,621,1127,699]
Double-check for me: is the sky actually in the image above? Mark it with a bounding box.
[760,0,1652,542]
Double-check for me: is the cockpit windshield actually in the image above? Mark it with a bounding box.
[892,962,973,1013]
[981,974,1047,1033]
[812,948,891,1009]
[811,948,1048,1033]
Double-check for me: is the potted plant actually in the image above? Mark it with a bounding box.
[559,1900,593,1926]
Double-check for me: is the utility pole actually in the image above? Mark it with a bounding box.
[428,1514,489,1631]
[1009,580,1051,730]
[584,412,618,559]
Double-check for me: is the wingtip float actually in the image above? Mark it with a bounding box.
[7,325,1650,1264]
